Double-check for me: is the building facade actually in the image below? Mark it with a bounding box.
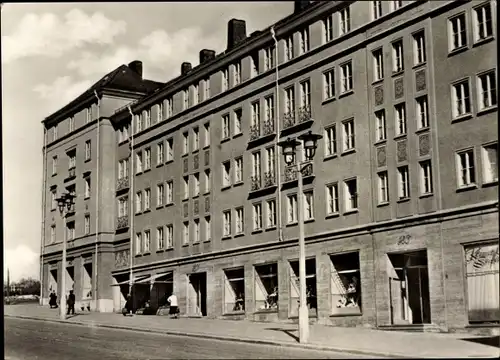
[41,0,498,333]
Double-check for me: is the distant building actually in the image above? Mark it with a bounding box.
[41,0,498,333]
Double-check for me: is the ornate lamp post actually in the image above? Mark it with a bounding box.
[55,192,75,320]
[278,130,322,344]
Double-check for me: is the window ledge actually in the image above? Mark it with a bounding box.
[222,235,232,241]
[482,180,498,188]
[143,209,151,214]
[412,62,426,71]
[374,139,387,146]
[182,198,189,202]
[330,312,362,318]
[456,184,478,192]
[419,193,434,199]
[204,191,211,196]
[165,202,174,208]
[52,173,57,177]
[304,218,315,224]
[265,226,277,232]
[192,149,199,154]
[286,222,298,228]
[182,153,189,158]
[156,205,164,210]
[51,208,56,212]
[223,311,245,316]
[135,254,142,258]
[221,185,232,191]
[448,46,468,57]
[234,233,245,238]
[136,172,143,176]
[341,149,356,156]
[84,196,90,200]
[165,247,174,252]
[343,209,358,216]
[322,96,336,106]
[477,106,498,117]
[251,229,263,235]
[233,132,243,139]
[323,154,338,162]
[371,78,384,86]
[135,212,142,216]
[193,241,201,245]
[233,181,244,188]
[156,249,165,254]
[254,309,278,314]
[451,113,473,123]
[338,90,354,99]
[325,213,340,219]
[142,252,151,256]
[473,36,494,48]
[391,70,404,78]
[394,134,407,141]
[143,168,151,174]
[192,195,200,199]
[156,163,164,168]
[415,127,430,135]
[84,158,91,163]
[203,239,211,243]
[182,243,189,247]
[377,202,390,208]
[203,145,210,150]
[397,198,410,203]
[165,160,174,165]
[221,137,231,144]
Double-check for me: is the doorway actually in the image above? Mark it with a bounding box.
[187,272,207,316]
[66,267,75,297]
[388,250,431,325]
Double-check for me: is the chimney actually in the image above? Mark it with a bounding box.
[128,60,143,78]
[227,19,247,50]
[199,49,216,64]
[181,62,192,75]
[294,0,311,14]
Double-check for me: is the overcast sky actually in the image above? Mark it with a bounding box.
[2,2,292,282]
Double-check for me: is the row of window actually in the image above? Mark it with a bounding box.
[51,140,92,176]
[451,70,497,119]
[49,216,91,244]
[50,178,91,211]
[51,107,93,142]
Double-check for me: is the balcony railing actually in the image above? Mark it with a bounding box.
[263,118,275,136]
[298,104,312,123]
[116,176,130,192]
[250,175,261,191]
[284,166,297,182]
[249,124,260,141]
[116,215,129,230]
[264,171,276,187]
[283,111,296,129]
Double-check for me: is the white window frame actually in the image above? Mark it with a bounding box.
[413,30,426,66]
[84,214,90,235]
[50,225,56,243]
[392,40,404,73]
[184,89,190,110]
[265,96,274,123]
[340,62,353,93]
[252,151,261,178]
[452,79,472,118]
[222,114,230,139]
[193,173,200,196]
[473,2,493,43]
[183,176,189,200]
[397,166,410,199]
[52,156,58,175]
[194,219,200,243]
[253,203,262,231]
[266,146,276,174]
[223,210,232,237]
[477,70,497,111]
[344,178,358,212]
[193,84,199,105]
[204,78,210,100]
[300,80,311,108]
[324,125,337,156]
[193,127,200,151]
[222,161,231,187]
[482,143,498,184]
[157,226,164,249]
[264,46,274,71]
[166,180,173,204]
[395,103,407,135]
[204,122,211,147]
[456,149,476,188]
[166,224,174,248]
[285,86,295,115]
[234,109,242,135]
[300,27,310,54]
[69,117,75,132]
[183,132,189,154]
[142,230,150,255]
[448,13,468,51]
[157,183,164,206]
[375,110,386,141]
[378,171,389,204]
[144,148,151,170]
[135,191,142,213]
[144,188,151,210]
[235,157,244,183]
[251,101,260,127]
[165,97,173,119]
[143,109,151,129]
[234,62,241,86]
[373,48,384,81]
[266,199,276,228]
[204,216,211,242]
[339,6,351,35]
[391,0,402,12]
[236,207,244,234]
[416,96,429,129]
[166,138,174,161]
[157,142,164,165]
[419,160,433,195]
[204,169,211,194]
[303,191,314,221]
[287,194,298,224]
[324,14,334,43]
[284,35,294,61]
[342,119,355,152]
[372,0,382,20]
[84,177,91,198]
[323,68,335,100]
[183,222,190,245]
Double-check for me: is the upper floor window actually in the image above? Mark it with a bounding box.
[68,117,75,132]
[193,127,200,151]
[68,150,76,169]
[86,107,92,124]
[52,156,58,175]
[300,27,310,54]
[166,224,174,248]
[193,173,200,196]
[324,15,334,43]
[473,2,493,42]
[235,207,244,234]
[144,147,151,170]
[136,151,143,173]
[391,1,402,12]
[53,124,58,141]
[234,109,243,135]
[251,101,260,127]
[339,6,351,35]
[166,180,174,204]
[143,109,151,129]
[264,46,275,71]
[392,40,404,73]
[85,140,91,161]
[204,78,210,100]
[397,166,410,199]
[157,142,164,165]
[265,96,274,123]
[222,210,231,237]
[234,62,241,86]
[452,79,471,118]
[300,80,311,108]
[419,160,433,195]
[183,222,189,245]
[222,161,231,187]
[193,84,199,105]
[375,110,386,142]
[482,143,498,184]
[157,226,164,249]
[166,138,174,161]
[66,222,75,241]
[183,89,190,110]
[416,96,429,129]
[456,149,475,187]
[344,178,358,211]
[448,13,467,51]
[252,203,262,231]
[135,114,142,133]
[342,119,355,152]
[324,125,337,156]
[157,102,164,122]
[266,199,276,228]
[285,87,295,115]
[135,192,142,213]
[144,188,151,210]
[373,48,384,81]
[204,169,211,194]
[477,70,497,111]
[235,157,244,184]
[183,132,189,154]
[135,233,142,254]
[287,194,298,224]
[326,183,339,214]
[165,97,173,119]
[84,176,91,198]
[413,31,426,65]
[323,69,335,100]
[252,151,262,178]
[157,183,164,207]
[251,53,259,78]
[284,35,294,61]
[118,197,128,217]
[266,146,276,174]
[303,191,314,221]
[222,68,230,91]
[372,1,382,20]
[395,103,407,136]
[183,176,189,199]
[118,159,129,179]
[340,62,353,93]
[378,172,389,204]
[222,114,230,139]
[204,122,211,147]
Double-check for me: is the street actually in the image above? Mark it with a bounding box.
[5,317,379,359]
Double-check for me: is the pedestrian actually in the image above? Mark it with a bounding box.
[67,290,76,315]
[49,290,58,309]
[167,292,179,319]
[123,294,133,316]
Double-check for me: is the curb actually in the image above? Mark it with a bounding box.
[5,314,411,358]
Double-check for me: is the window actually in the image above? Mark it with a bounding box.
[391,0,402,11]
[372,0,382,20]
[118,159,129,180]
[166,225,174,248]
[144,230,151,253]
[419,160,433,195]
[166,138,174,161]
[144,148,151,170]
[342,119,355,151]
[265,96,274,123]
[183,176,189,199]
[136,151,143,173]
[323,69,335,100]
[251,53,259,77]
[375,110,386,142]
[482,143,498,183]
[84,140,91,161]
[373,48,384,81]
[464,242,500,323]
[135,192,142,213]
[135,233,142,254]
[165,97,173,119]
[157,102,164,122]
[452,80,471,118]
[193,84,199,105]
[118,197,128,217]
[135,114,142,134]
[378,172,389,203]
[287,194,298,224]
[326,183,339,215]
[68,151,76,169]
[183,89,190,109]
[264,46,275,71]
[84,177,91,198]
[397,166,410,199]
[252,203,262,231]
[183,132,189,154]
[252,151,261,179]
[222,114,230,139]
[204,169,211,193]
[204,122,211,147]
[235,157,243,183]
[50,225,56,243]
[449,13,467,51]
[236,207,244,234]
[266,199,276,228]
[224,268,245,313]
[251,102,260,128]
[339,6,351,35]
[194,219,200,243]
[157,183,164,206]
[222,161,231,187]
[395,103,407,135]
[266,146,276,175]
[183,222,189,245]
[193,127,200,151]
[234,62,241,86]
[254,264,279,311]
[392,40,404,72]
[284,35,294,61]
[53,124,58,141]
[143,110,151,129]
[157,227,164,249]
[52,156,58,175]
[144,188,151,210]
[223,68,229,91]
[204,78,210,100]
[285,86,295,115]
[478,71,497,110]
[86,107,92,124]
[288,259,317,316]
[473,3,493,42]
[234,109,242,135]
[416,96,429,129]
[193,173,200,196]
[344,178,358,211]
[324,14,334,43]
[51,189,57,210]
[223,210,231,236]
[300,27,310,54]
[66,221,75,241]
[157,142,164,165]
[330,252,362,315]
[166,180,173,203]
[457,150,476,187]
[303,191,314,220]
[204,216,211,241]
[84,214,90,235]
[300,80,311,108]
[413,31,426,65]
[340,62,353,93]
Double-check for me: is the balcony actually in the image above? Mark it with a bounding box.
[116,177,130,193]
[64,167,76,183]
[283,111,296,129]
[249,124,260,141]
[263,119,275,136]
[116,215,129,230]
[250,175,261,191]
[264,171,276,188]
[281,105,314,137]
[247,119,276,150]
[282,162,315,189]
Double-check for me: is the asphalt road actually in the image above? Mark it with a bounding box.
[5,317,379,359]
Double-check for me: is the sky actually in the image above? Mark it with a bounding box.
[2,2,292,283]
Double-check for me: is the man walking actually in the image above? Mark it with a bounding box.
[167,292,178,319]
[67,290,76,315]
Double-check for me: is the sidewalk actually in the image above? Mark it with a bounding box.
[4,304,499,358]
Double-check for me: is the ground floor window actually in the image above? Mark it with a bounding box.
[255,263,278,311]
[289,259,317,317]
[465,242,499,323]
[224,268,245,313]
[330,252,362,315]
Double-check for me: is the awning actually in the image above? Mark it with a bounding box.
[110,275,149,286]
[135,272,173,284]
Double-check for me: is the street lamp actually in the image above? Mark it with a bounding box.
[55,192,75,320]
[278,130,322,344]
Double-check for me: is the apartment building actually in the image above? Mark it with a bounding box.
[41,0,498,333]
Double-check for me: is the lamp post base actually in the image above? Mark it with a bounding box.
[298,304,310,344]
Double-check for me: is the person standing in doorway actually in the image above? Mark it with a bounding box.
[167,292,178,319]
[67,290,76,315]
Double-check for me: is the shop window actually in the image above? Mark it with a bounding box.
[82,263,92,299]
[289,259,317,317]
[224,268,245,314]
[330,252,362,315]
[254,263,278,311]
[465,242,499,323]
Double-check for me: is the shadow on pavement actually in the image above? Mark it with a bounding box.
[461,336,500,348]
[265,327,299,342]
[66,313,92,319]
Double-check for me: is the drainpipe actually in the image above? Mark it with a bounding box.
[271,27,283,242]
[40,126,48,304]
[127,106,135,297]
[93,90,100,310]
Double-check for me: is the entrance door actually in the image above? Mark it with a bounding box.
[187,273,207,316]
[389,274,408,325]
